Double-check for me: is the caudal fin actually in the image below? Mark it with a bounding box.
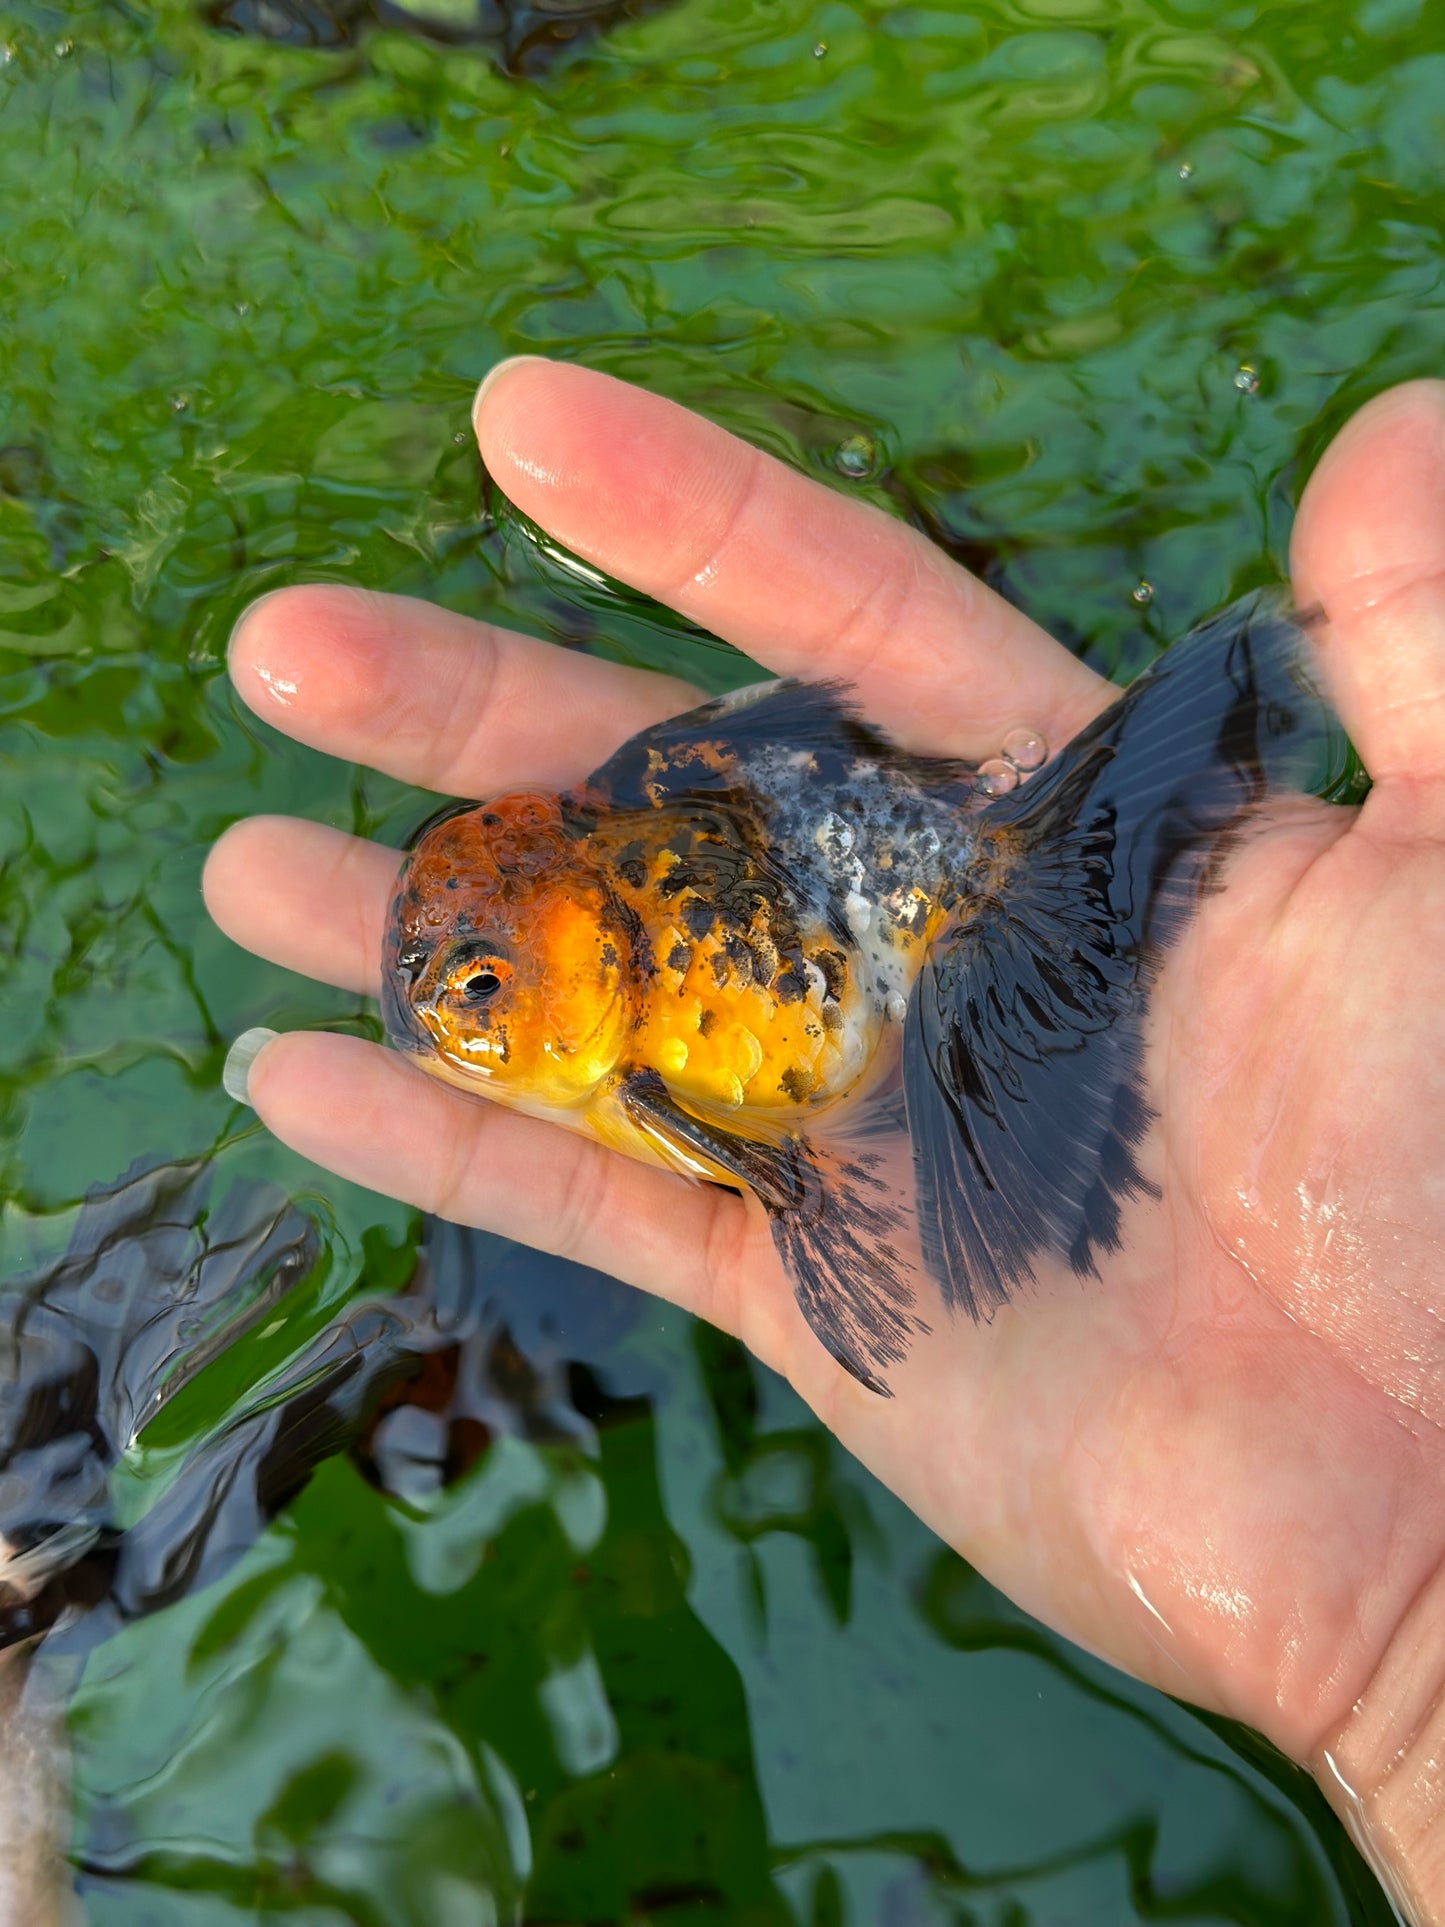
[903,592,1355,1324]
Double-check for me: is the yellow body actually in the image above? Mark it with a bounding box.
[385,788,922,1187]
[630,911,879,1116]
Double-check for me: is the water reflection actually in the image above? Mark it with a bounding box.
[0,1156,657,1657]
[0,1158,317,1649]
[207,0,677,77]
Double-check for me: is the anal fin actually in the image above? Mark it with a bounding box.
[619,1072,923,1395]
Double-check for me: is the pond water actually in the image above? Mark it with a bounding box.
[2,0,1442,1917]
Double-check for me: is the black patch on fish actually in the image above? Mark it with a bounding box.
[779,1064,816,1103]
[657,837,780,939]
[773,969,807,1005]
[723,932,755,984]
[680,896,715,943]
[810,948,848,1003]
[618,1073,921,1395]
[666,943,691,974]
[903,592,1349,1325]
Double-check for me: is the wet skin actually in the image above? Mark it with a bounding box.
[205,366,1445,1889]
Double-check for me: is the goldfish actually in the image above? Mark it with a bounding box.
[382,594,1349,1394]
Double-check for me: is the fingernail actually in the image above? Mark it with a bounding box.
[226,587,285,668]
[223,1027,280,1105]
[471,355,547,434]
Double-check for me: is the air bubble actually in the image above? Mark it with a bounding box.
[976,758,1019,799]
[54,36,73,56]
[812,40,827,56]
[1234,364,1259,394]
[453,430,468,444]
[834,433,881,480]
[170,394,190,413]
[1177,160,1194,180]
[1001,727,1046,774]
[1131,579,1153,606]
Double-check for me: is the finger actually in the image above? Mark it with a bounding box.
[204,816,393,995]
[474,359,1112,757]
[1292,379,1445,833]
[229,584,702,796]
[242,1028,771,1341]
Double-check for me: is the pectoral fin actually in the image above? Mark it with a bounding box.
[619,1072,922,1395]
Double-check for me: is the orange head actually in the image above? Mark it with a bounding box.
[382,792,636,1111]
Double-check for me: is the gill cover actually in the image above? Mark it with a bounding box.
[383,792,635,1109]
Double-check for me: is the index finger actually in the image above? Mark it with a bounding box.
[475,359,1113,756]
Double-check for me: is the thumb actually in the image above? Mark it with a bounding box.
[1292,379,1445,835]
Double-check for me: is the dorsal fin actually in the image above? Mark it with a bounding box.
[577,679,973,815]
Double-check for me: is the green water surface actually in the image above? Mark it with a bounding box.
[2,0,1443,1917]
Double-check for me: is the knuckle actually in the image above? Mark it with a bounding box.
[659,444,768,609]
[428,1110,488,1226]
[549,1138,613,1263]
[423,622,505,795]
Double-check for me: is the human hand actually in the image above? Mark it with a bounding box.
[205,363,1445,1918]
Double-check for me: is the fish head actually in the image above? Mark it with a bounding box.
[383,793,635,1110]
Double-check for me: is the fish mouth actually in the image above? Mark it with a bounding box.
[407,1002,489,1066]
[403,999,511,1082]
[380,971,491,1071]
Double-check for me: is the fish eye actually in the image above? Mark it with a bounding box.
[464,968,503,1003]
[445,948,512,1008]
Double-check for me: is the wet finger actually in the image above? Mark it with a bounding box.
[229,584,702,797]
[204,816,393,995]
[241,1028,781,1345]
[474,359,1113,758]
[1292,379,1445,836]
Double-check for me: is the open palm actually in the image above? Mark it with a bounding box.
[205,365,1445,1856]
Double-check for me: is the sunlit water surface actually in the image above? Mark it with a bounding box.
[2,0,1443,1916]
